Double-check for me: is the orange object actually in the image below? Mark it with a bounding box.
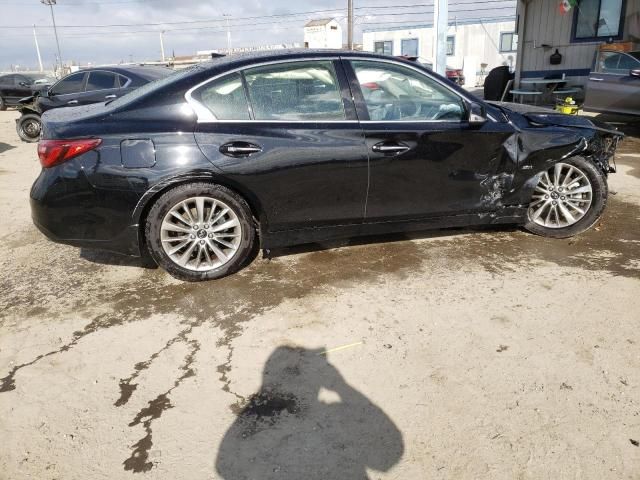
[600,42,636,53]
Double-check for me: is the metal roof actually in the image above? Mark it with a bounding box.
[304,18,337,27]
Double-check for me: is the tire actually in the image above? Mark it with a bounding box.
[0,96,6,111]
[524,156,607,238]
[145,182,256,281]
[16,114,41,143]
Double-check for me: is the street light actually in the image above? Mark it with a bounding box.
[41,0,63,73]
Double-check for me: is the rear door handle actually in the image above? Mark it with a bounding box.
[371,142,410,154]
[67,99,79,105]
[219,142,262,157]
[588,77,604,82]
[105,94,117,99]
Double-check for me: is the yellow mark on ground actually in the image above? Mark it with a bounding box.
[318,342,364,356]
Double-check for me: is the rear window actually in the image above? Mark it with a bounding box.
[107,66,196,108]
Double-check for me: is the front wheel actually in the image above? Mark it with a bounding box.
[16,114,41,143]
[524,157,608,238]
[145,183,256,281]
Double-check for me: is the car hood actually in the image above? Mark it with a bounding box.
[487,101,623,136]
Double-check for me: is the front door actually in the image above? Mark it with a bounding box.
[192,59,369,232]
[585,51,640,115]
[344,59,515,222]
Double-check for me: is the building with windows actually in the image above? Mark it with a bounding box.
[304,18,343,49]
[514,0,640,86]
[362,18,517,85]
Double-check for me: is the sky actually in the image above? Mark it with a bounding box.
[0,0,516,71]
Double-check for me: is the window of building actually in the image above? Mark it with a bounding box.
[499,32,518,52]
[446,36,455,56]
[374,41,393,55]
[351,60,465,121]
[244,61,345,121]
[572,0,625,41]
[401,38,419,57]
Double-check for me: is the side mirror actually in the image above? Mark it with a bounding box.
[630,69,640,78]
[468,101,487,125]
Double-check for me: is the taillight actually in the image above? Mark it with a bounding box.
[38,138,102,168]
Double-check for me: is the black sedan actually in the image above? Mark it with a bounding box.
[16,65,173,142]
[0,72,55,110]
[31,50,623,281]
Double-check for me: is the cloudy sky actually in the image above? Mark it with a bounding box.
[0,0,515,71]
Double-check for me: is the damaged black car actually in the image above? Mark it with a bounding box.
[30,50,623,281]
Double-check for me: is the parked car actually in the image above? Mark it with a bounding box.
[399,56,465,85]
[31,50,622,281]
[584,50,640,116]
[15,65,173,142]
[0,73,55,110]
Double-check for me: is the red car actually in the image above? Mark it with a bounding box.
[399,56,465,86]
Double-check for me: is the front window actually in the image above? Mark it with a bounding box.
[499,32,518,52]
[243,61,345,121]
[446,36,455,56]
[50,72,86,95]
[374,41,393,55]
[573,0,624,40]
[401,38,419,57]
[351,60,465,122]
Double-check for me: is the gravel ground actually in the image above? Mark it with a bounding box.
[0,109,639,479]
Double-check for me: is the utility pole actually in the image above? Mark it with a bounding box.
[33,25,44,72]
[160,31,166,62]
[223,14,232,53]
[347,0,354,50]
[433,0,448,75]
[41,0,63,72]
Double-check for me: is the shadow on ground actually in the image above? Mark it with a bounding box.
[215,346,404,480]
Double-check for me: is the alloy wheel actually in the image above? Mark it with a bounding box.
[21,119,41,139]
[160,196,242,271]
[528,162,593,228]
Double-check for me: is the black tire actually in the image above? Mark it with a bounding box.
[524,156,607,238]
[16,114,41,143]
[145,182,256,281]
[0,96,6,111]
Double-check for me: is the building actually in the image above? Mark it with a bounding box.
[362,18,518,85]
[514,0,640,86]
[304,18,343,49]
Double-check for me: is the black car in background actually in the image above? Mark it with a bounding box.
[31,50,623,282]
[16,65,173,142]
[0,73,55,110]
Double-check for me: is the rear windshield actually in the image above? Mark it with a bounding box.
[108,65,202,108]
[133,66,175,81]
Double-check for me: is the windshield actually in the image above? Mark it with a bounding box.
[108,65,201,108]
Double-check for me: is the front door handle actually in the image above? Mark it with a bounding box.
[371,142,410,154]
[67,99,79,105]
[219,142,262,157]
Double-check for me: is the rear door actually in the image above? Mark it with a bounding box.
[585,51,640,115]
[82,71,121,104]
[191,59,369,232]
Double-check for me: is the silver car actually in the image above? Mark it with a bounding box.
[584,50,640,116]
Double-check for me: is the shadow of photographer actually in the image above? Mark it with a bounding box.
[216,345,404,479]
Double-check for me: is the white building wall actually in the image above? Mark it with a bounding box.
[304,20,343,49]
[362,20,517,84]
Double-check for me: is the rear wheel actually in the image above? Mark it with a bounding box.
[0,96,6,111]
[16,114,41,143]
[524,157,607,238]
[145,183,256,281]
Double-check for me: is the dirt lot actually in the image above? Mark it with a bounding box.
[0,109,639,479]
